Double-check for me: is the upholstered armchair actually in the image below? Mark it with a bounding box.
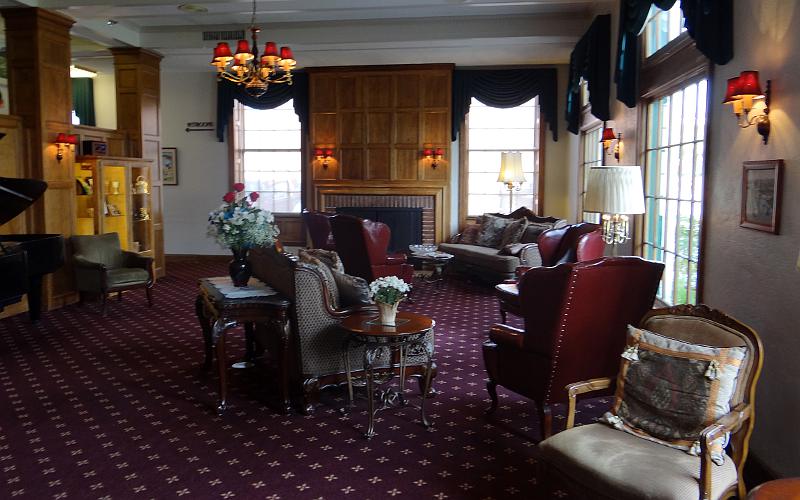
[70,233,154,315]
[495,224,604,323]
[538,304,763,500]
[249,245,433,413]
[329,214,414,283]
[302,209,336,251]
[483,257,664,439]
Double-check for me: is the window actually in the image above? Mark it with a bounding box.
[641,78,707,305]
[643,3,686,57]
[580,125,603,223]
[235,101,302,213]
[465,97,540,216]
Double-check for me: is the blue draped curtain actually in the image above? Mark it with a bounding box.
[566,14,611,135]
[215,72,309,142]
[452,68,559,142]
[616,0,733,108]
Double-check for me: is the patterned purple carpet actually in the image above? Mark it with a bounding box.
[0,260,608,499]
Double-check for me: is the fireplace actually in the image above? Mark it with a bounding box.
[336,207,422,253]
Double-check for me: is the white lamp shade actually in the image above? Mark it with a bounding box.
[498,151,526,184]
[584,165,645,215]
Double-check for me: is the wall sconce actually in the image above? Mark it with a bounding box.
[722,70,771,144]
[314,148,334,168]
[600,123,623,162]
[55,133,77,162]
[423,147,444,168]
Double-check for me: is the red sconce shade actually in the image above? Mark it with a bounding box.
[736,71,764,98]
[723,77,742,103]
[55,133,69,144]
[324,148,334,157]
[423,148,433,157]
[600,127,617,142]
[314,148,324,157]
[434,148,444,157]
[67,134,78,145]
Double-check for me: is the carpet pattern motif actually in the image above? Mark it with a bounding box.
[0,261,608,499]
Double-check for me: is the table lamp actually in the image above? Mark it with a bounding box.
[497,151,526,213]
[583,165,645,245]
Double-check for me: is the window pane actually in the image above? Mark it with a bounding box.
[466,97,539,216]
[642,79,706,305]
[644,4,686,57]
[237,101,302,214]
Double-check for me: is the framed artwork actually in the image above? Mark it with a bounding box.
[161,147,178,185]
[741,159,783,234]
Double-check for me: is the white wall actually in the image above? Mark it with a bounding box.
[702,0,800,478]
[92,71,116,130]
[542,64,575,220]
[161,70,229,255]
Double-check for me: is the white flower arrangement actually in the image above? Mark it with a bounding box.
[207,183,280,251]
[369,276,411,305]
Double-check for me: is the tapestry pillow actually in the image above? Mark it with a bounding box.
[520,222,556,243]
[498,217,529,249]
[330,269,371,308]
[301,248,345,273]
[601,326,746,465]
[476,214,514,248]
[298,250,339,309]
[498,242,527,256]
[457,224,482,245]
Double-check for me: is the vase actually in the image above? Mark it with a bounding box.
[377,301,400,326]
[228,248,251,287]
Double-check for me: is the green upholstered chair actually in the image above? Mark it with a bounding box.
[70,233,154,315]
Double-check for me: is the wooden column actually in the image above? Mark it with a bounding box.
[110,47,165,278]
[1,7,76,309]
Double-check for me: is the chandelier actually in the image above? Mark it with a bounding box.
[210,0,296,96]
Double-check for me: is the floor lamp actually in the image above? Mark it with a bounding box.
[497,151,526,213]
[583,166,645,253]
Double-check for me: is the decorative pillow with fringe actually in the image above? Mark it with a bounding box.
[601,325,746,465]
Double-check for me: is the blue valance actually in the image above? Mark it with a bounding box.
[452,68,559,142]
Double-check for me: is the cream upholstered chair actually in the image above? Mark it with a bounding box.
[249,245,435,413]
[537,304,763,500]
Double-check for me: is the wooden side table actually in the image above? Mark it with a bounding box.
[195,277,293,415]
[747,478,800,499]
[340,311,435,439]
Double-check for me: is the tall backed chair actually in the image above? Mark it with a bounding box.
[329,214,414,283]
[483,257,664,439]
[302,210,336,251]
[70,232,154,315]
[538,305,763,500]
[249,245,433,412]
[495,225,605,323]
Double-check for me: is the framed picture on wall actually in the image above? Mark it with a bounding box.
[741,159,783,234]
[161,147,178,185]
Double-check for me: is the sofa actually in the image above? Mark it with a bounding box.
[438,207,567,283]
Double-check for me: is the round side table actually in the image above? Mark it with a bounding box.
[747,478,800,499]
[340,311,435,439]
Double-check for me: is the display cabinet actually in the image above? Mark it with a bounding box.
[74,156,157,260]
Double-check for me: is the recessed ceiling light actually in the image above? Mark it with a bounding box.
[70,65,98,78]
[106,19,118,25]
[178,4,209,13]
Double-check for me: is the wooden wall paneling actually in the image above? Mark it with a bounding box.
[275,214,305,246]
[310,74,337,112]
[365,75,393,108]
[394,111,419,145]
[339,112,364,145]
[1,7,77,312]
[366,148,391,180]
[111,47,165,278]
[337,77,361,109]
[312,113,337,144]
[395,74,421,108]
[0,116,27,235]
[393,148,420,180]
[367,112,392,145]
[340,148,364,180]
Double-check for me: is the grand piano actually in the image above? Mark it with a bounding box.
[0,174,66,322]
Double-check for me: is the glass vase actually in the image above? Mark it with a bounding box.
[228,248,251,287]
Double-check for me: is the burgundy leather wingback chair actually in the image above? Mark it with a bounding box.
[495,224,604,323]
[329,214,414,283]
[302,210,336,251]
[483,257,664,440]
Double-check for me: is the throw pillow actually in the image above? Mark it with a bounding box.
[301,248,345,273]
[498,217,528,249]
[458,224,482,245]
[521,222,555,243]
[298,250,339,309]
[601,326,746,465]
[476,214,513,248]
[498,242,527,256]
[331,269,371,307]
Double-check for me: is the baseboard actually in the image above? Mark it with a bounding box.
[165,254,229,265]
[744,451,778,491]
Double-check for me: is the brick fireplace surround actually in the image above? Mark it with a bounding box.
[322,194,436,245]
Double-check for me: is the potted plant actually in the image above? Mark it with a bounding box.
[369,276,411,326]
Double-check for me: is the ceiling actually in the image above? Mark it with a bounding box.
[0,0,607,72]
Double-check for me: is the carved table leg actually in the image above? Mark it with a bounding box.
[195,295,213,370]
[213,318,236,415]
[275,317,292,414]
[364,346,377,439]
[418,340,434,429]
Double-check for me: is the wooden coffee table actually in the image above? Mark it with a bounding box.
[340,311,435,439]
